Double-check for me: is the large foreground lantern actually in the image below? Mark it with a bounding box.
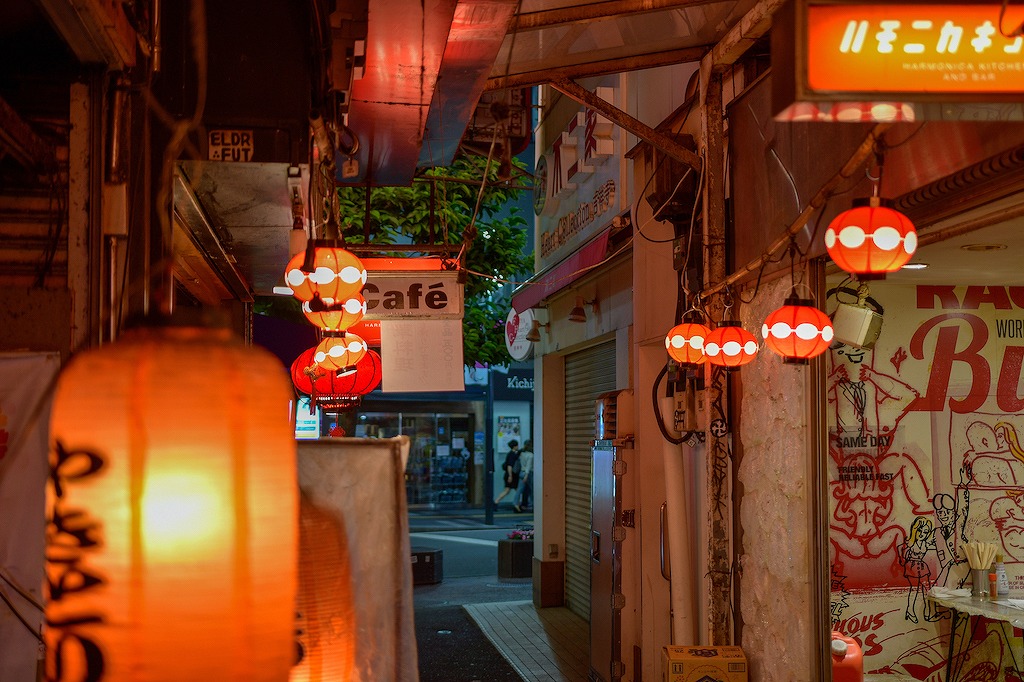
[703,322,758,369]
[824,197,917,278]
[46,324,297,682]
[665,322,710,365]
[762,296,834,364]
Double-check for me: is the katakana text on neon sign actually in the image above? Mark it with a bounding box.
[806,4,1024,94]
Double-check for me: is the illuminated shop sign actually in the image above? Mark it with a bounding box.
[536,86,620,269]
[773,1,1024,119]
[808,4,1024,94]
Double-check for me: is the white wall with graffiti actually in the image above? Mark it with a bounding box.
[828,279,1024,679]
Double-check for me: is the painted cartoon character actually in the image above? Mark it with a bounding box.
[931,492,968,587]
[962,421,1024,487]
[898,516,942,623]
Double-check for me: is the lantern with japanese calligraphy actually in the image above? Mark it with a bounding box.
[703,322,758,369]
[824,197,917,278]
[761,296,834,364]
[45,324,297,682]
[665,322,710,365]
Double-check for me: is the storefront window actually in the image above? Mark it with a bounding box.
[357,412,474,508]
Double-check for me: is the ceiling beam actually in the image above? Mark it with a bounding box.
[549,77,701,171]
[510,0,723,32]
[708,0,784,71]
[486,45,708,91]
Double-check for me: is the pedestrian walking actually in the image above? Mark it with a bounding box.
[513,440,534,513]
[494,440,521,506]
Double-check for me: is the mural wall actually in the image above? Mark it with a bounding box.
[828,281,1024,679]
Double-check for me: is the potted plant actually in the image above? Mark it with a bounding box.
[498,527,534,579]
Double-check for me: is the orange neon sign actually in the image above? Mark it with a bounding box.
[806,4,1024,96]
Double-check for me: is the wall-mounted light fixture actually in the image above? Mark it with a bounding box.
[525,320,549,343]
[568,296,598,323]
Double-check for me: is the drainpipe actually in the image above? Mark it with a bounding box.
[663,439,697,643]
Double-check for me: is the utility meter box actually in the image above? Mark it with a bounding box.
[663,646,748,682]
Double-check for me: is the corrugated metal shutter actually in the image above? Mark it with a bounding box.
[564,341,616,621]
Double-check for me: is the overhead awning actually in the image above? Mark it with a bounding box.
[511,227,611,314]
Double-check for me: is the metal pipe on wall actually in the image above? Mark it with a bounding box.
[662,439,698,643]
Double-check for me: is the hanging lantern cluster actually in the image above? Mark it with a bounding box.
[761,295,834,364]
[284,238,380,409]
[663,288,834,369]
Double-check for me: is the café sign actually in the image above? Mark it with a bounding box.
[360,271,463,320]
[774,1,1024,116]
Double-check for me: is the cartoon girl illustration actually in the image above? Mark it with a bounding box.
[899,516,941,623]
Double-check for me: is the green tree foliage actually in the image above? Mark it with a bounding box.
[336,154,533,367]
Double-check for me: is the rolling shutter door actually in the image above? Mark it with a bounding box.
[563,341,617,621]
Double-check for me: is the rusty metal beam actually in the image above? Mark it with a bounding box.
[486,45,708,91]
[510,0,723,31]
[699,62,731,646]
[549,77,701,172]
[709,0,786,71]
[0,96,54,172]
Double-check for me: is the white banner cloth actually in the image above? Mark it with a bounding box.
[0,352,59,682]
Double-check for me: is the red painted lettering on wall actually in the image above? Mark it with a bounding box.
[907,312,1024,413]
[917,285,1024,310]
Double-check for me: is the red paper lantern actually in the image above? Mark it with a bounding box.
[291,347,382,410]
[761,297,834,364]
[665,322,710,365]
[47,325,297,681]
[284,242,367,303]
[314,333,368,373]
[703,322,758,369]
[302,294,367,332]
[824,197,917,277]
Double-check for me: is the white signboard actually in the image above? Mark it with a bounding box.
[362,271,464,320]
[380,319,464,392]
[504,307,535,361]
[0,352,60,682]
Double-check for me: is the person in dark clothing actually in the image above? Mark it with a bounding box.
[493,440,521,506]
